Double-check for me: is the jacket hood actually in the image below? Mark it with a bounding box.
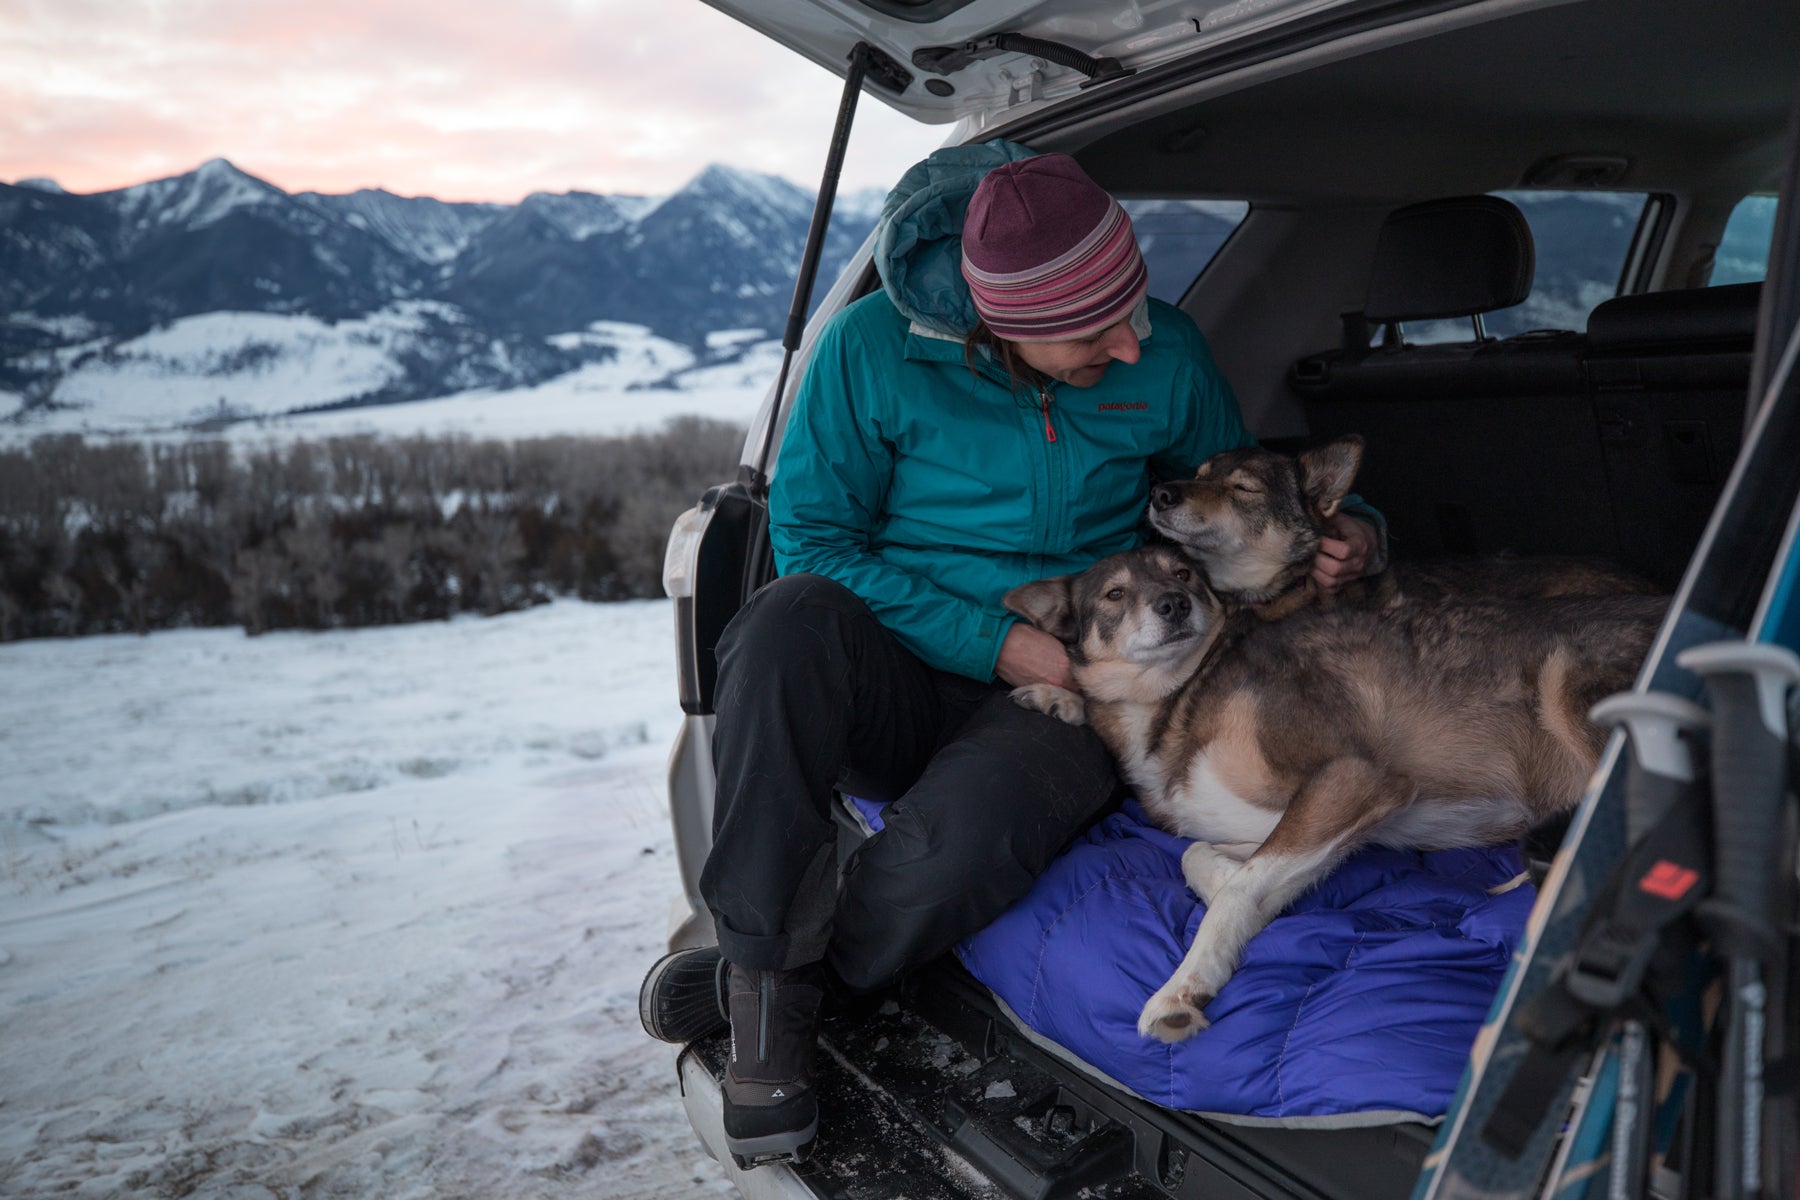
[873,139,1038,338]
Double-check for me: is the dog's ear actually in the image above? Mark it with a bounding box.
[1004,576,1078,642]
[1297,436,1364,519]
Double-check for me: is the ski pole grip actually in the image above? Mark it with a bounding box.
[1590,691,1710,845]
[1675,641,1800,954]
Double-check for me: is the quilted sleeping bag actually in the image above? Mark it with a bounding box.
[857,797,1535,1125]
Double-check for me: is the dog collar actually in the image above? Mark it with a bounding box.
[1247,574,1316,621]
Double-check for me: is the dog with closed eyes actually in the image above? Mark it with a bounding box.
[1003,544,1662,1041]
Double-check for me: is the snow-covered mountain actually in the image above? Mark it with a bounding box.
[1,159,888,435]
[109,156,293,251]
[300,187,509,266]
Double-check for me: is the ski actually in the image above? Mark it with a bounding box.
[1414,285,1800,1198]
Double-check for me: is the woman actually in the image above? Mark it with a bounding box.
[641,144,1380,1168]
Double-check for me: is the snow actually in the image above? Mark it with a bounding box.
[673,339,787,394]
[4,313,102,340]
[2,316,778,446]
[201,323,774,445]
[518,192,646,241]
[833,187,890,225]
[304,189,506,265]
[704,328,765,351]
[690,166,810,225]
[38,309,421,428]
[112,159,280,245]
[0,600,739,1198]
[243,372,768,444]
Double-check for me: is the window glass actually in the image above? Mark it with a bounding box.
[1403,190,1646,344]
[1120,200,1250,304]
[1713,194,1777,285]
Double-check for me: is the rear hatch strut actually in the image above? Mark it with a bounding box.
[669,40,911,720]
[740,41,913,595]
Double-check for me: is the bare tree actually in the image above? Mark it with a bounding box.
[2,421,744,639]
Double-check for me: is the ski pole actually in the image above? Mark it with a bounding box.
[1591,692,1711,844]
[1673,641,1800,1200]
[1589,692,1711,1200]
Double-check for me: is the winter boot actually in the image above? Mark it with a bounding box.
[638,946,729,1044]
[722,961,825,1168]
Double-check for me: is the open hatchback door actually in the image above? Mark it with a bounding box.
[658,0,1800,1196]
[697,0,1356,127]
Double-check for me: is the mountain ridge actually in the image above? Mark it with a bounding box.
[1,158,888,432]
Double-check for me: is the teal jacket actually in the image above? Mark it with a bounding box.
[770,143,1252,681]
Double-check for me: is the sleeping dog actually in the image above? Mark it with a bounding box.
[1003,545,1662,1042]
[1146,436,1655,618]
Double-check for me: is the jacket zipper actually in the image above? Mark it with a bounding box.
[1038,386,1058,443]
[758,971,772,1063]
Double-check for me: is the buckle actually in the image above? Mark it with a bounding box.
[1562,919,1661,1010]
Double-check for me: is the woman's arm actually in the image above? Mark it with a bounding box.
[769,315,1018,682]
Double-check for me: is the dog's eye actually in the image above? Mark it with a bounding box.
[1104,587,1125,602]
[1173,567,1192,582]
[1232,483,1261,494]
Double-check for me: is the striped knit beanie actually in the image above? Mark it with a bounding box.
[960,154,1148,342]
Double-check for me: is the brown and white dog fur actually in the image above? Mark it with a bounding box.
[1003,545,1663,1043]
[1146,436,1657,618]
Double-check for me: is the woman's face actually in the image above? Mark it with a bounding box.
[1012,317,1142,388]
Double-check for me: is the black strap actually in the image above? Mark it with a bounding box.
[1479,782,1713,1157]
[1566,791,1713,1010]
[1483,1039,1593,1159]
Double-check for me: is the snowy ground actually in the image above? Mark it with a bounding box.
[0,601,739,1198]
[0,315,776,446]
[228,358,777,444]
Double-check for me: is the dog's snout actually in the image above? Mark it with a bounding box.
[1154,591,1192,621]
[1150,484,1180,512]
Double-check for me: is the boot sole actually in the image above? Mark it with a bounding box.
[638,949,727,1044]
[726,1118,819,1170]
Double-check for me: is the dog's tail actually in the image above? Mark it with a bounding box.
[1535,595,1667,775]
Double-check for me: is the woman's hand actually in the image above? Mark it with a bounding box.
[1310,514,1378,594]
[996,623,1074,690]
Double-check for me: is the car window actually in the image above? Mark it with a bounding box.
[1403,190,1648,343]
[1712,194,1777,285]
[1120,199,1250,304]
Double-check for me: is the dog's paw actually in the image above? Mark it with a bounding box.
[1137,983,1215,1043]
[1009,684,1087,726]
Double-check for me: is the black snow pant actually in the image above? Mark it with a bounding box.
[698,574,1121,992]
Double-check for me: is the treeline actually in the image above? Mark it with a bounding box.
[0,419,745,641]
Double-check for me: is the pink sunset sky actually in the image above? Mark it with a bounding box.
[0,0,948,202]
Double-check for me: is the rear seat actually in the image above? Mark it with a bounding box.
[1293,195,1617,568]
[1585,281,1756,587]
[1292,195,1757,589]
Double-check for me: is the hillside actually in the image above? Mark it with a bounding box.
[1,160,884,435]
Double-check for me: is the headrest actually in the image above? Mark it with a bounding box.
[1586,281,1762,350]
[1364,196,1535,323]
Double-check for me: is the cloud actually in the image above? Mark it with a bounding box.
[0,0,946,200]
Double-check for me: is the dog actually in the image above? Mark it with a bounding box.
[1003,545,1663,1042]
[1146,436,1657,618]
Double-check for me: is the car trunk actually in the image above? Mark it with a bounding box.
[658,1,1800,1195]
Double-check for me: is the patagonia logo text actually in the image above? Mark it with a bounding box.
[1097,402,1150,412]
